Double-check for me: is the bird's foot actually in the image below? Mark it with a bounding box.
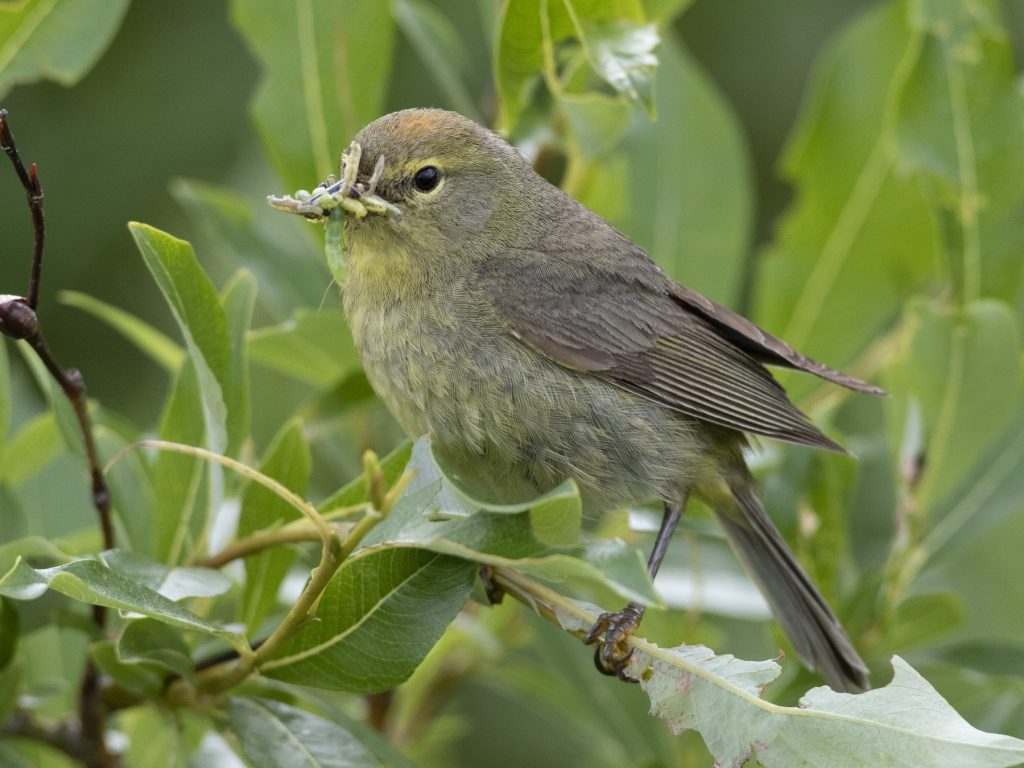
[582,602,645,682]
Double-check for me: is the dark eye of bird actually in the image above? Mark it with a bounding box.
[413,165,440,192]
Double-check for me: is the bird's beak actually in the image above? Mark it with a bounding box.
[267,141,402,222]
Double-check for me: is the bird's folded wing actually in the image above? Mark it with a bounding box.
[481,256,849,452]
[669,283,885,396]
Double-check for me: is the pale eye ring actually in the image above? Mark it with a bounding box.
[413,165,440,192]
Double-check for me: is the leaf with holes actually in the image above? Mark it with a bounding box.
[626,649,1024,768]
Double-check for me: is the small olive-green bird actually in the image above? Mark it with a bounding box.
[338,108,877,692]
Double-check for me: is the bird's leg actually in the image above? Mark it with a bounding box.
[583,494,687,680]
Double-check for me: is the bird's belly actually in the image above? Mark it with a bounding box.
[346,296,709,512]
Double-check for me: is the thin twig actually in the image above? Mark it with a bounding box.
[0,112,113,555]
[0,109,117,768]
[33,339,115,554]
[119,439,335,547]
[0,109,45,309]
[199,518,328,569]
[189,452,407,697]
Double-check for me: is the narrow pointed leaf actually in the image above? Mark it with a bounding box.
[57,290,184,372]
[221,269,258,456]
[130,222,229,456]
[248,310,361,390]
[232,0,395,192]
[152,358,209,564]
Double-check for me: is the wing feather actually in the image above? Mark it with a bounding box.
[480,252,873,453]
[670,283,885,396]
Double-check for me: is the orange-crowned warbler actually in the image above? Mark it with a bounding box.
[270,108,879,691]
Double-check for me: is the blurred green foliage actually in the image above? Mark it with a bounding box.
[1,0,1024,766]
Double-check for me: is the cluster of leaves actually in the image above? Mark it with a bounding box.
[1,0,1023,767]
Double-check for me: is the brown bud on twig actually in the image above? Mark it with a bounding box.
[0,294,38,339]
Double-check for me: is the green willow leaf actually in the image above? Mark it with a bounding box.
[130,222,230,455]
[127,226,236,561]
[0,536,67,573]
[559,92,633,158]
[103,550,232,602]
[755,2,938,402]
[248,310,361,390]
[232,0,396,192]
[578,19,658,116]
[494,0,546,131]
[57,290,184,373]
[0,556,245,651]
[152,358,209,565]
[914,423,1024,648]
[885,299,1020,511]
[260,548,476,692]
[229,698,393,768]
[495,0,654,132]
[91,640,164,698]
[118,619,193,680]
[0,0,130,97]
[357,438,656,604]
[16,341,83,457]
[579,35,753,306]
[0,412,63,488]
[221,269,258,457]
[893,0,1024,306]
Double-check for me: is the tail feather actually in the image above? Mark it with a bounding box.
[716,472,869,692]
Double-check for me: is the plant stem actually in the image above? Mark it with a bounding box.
[192,451,404,696]
[200,519,330,568]
[131,440,335,547]
[252,530,344,665]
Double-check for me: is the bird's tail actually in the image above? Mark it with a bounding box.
[714,467,869,692]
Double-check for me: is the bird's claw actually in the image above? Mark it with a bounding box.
[582,602,645,683]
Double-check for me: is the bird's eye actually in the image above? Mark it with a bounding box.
[413,165,440,192]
